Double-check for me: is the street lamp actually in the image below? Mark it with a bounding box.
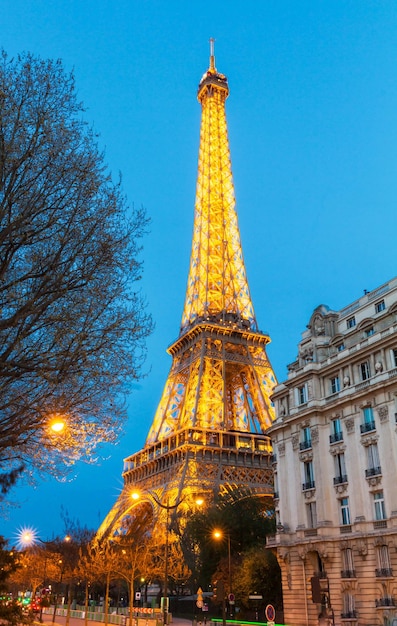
[17,528,72,623]
[130,490,183,625]
[213,529,233,620]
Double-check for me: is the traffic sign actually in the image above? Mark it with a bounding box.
[265,604,275,622]
[228,593,235,604]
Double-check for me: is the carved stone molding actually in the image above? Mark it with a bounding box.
[377,405,389,423]
[330,444,346,456]
[345,418,355,434]
[361,433,379,447]
[367,475,382,487]
[334,483,348,494]
[278,442,286,457]
[292,434,299,450]
[299,450,313,462]
[311,426,319,444]
[303,489,316,500]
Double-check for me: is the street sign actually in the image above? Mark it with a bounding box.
[228,593,235,604]
[249,595,263,600]
[202,605,209,612]
[265,604,275,622]
[135,592,141,600]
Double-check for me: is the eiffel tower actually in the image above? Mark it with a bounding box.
[98,42,277,539]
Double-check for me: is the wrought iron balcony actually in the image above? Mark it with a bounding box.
[375,597,396,608]
[375,568,393,578]
[333,474,348,485]
[341,570,356,579]
[365,466,382,478]
[329,431,343,444]
[300,439,312,450]
[341,611,358,619]
[302,480,315,491]
[360,420,376,434]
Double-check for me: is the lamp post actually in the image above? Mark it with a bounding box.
[130,491,183,626]
[213,530,233,620]
[17,529,71,623]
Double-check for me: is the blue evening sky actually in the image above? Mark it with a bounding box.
[2,1,397,543]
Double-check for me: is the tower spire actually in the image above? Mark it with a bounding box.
[181,46,257,334]
[209,37,216,72]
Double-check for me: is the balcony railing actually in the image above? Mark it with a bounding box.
[365,466,382,478]
[330,431,343,444]
[341,611,358,619]
[302,480,315,491]
[300,439,312,450]
[375,568,393,578]
[360,420,376,434]
[341,570,356,579]
[334,474,348,485]
[375,597,396,608]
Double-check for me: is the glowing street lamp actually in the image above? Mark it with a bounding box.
[130,490,185,625]
[213,529,233,619]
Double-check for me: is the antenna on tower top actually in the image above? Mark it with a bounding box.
[209,37,216,71]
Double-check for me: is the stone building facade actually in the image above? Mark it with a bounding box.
[267,277,397,626]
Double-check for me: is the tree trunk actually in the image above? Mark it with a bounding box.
[104,571,110,626]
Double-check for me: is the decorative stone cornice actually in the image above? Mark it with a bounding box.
[334,483,348,494]
[361,433,379,447]
[329,444,346,456]
[292,434,299,450]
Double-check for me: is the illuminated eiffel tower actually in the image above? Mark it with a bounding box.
[98,43,277,539]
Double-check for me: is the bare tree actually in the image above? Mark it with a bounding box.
[0,50,153,495]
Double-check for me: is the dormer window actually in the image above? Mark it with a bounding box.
[347,316,356,329]
[375,300,385,314]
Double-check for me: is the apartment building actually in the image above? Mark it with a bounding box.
[268,277,397,626]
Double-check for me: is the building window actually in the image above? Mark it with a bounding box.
[340,497,351,525]
[347,316,356,329]
[361,406,375,434]
[330,376,340,394]
[391,348,397,368]
[376,545,391,576]
[365,443,381,478]
[375,300,385,313]
[297,384,308,405]
[300,426,311,449]
[337,343,345,352]
[341,548,355,577]
[365,327,374,337]
[303,461,315,490]
[334,452,347,484]
[330,417,343,443]
[360,361,371,381]
[342,593,356,618]
[306,502,317,528]
[374,491,386,521]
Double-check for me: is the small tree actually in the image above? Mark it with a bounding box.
[0,536,30,625]
[0,50,153,497]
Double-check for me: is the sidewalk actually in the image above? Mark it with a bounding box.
[37,613,194,626]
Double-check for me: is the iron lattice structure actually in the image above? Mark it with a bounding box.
[98,47,277,539]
